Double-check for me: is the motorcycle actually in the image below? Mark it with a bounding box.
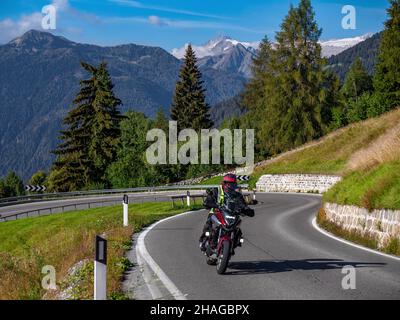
[202,191,254,274]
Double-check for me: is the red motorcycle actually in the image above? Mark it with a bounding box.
[203,196,254,274]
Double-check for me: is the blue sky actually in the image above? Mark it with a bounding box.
[0,0,390,50]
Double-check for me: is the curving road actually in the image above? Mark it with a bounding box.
[137,193,400,300]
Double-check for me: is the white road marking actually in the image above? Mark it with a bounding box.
[311,217,400,262]
[136,210,203,300]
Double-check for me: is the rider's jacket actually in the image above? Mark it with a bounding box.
[204,185,225,214]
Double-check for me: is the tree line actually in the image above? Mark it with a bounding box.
[1,0,399,195]
[228,0,400,160]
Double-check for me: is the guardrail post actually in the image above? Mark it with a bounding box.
[186,191,191,207]
[123,194,129,227]
[94,235,107,300]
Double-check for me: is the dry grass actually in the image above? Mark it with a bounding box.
[317,207,400,256]
[248,108,400,189]
[0,202,199,300]
[346,122,400,172]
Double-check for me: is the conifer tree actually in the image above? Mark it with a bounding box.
[373,0,400,110]
[51,62,97,191]
[341,57,373,102]
[242,36,273,157]
[253,0,335,154]
[50,62,123,191]
[89,62,123,184]
[170,44,213,131]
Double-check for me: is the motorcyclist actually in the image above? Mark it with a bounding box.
[199,173,254,252]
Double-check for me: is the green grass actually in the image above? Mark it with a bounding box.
[0,202,201,300]
[253,117,394,176]
[199,175,223,185]
[249,109,400,203]
[323,161,400,210]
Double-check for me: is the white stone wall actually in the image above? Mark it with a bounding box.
[324,202,400,247]
[256,174,341,194]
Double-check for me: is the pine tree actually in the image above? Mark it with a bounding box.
[153,108,169,131]
[89,62,124,185]
[51,62,97,191]
[4,171,24,196]
[255,0,334,154]
[50,62,123,191]
[170,44,213,131]
[242,36,273,157]
[341,57,373,102]
[373,0,400,111]
[243,36,272,110]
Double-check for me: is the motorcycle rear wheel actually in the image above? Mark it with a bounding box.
[216,240,231,274]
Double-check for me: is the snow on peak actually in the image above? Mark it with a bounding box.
[171,33,373,59]
[319,33,373,57]
[171,36,260,59]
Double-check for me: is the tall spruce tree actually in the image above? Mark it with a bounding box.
[89,62,123,185]
[51,62,97,191]
[255,0,335,154]
[242,36,273,157]
[170,44,213,131]
[50,62,123,191]
[341,57,373,102]
[373,0,400,110]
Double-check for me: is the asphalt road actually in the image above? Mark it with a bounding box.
[143,193,400,299]
[0,191,202,220]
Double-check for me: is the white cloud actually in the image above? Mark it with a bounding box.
[148,15,168,26]
[106,14,263,34]
[0,0,101,44]
[109,0,229,20]
[0,12,43,43]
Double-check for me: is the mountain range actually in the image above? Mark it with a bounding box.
[0,30,380,180]
[171,34,373,78]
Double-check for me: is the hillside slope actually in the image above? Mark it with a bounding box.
[327,32,382,82]
[252,108,400,209]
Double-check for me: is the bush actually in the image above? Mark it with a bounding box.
[0,171,25,198]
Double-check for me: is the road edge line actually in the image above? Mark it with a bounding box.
[136,210,200,300]
[311,217,400,262]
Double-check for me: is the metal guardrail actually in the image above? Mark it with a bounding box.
[0,199,121,222]
[0,193,178,222]
[171,192,254,208]
[0,184,248,207]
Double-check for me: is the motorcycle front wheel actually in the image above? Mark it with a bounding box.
[216,240,231,274]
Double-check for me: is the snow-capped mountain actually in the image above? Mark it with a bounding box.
[171,35,259,59]
[320,33,373,57]
[171,33,373,78]
[172,33,373,59]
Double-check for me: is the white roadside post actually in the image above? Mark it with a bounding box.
[253,190,257,203]
[94,235,107,300]
[186,190,191,207]
[123,194,129,227]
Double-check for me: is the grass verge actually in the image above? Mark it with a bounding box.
[0,202,201,300]
[323,161,400,210]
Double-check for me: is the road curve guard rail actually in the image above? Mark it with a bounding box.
[0,184,248,207]
[0,184,249,222]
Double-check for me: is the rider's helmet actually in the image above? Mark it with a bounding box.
[222,173,238,192]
